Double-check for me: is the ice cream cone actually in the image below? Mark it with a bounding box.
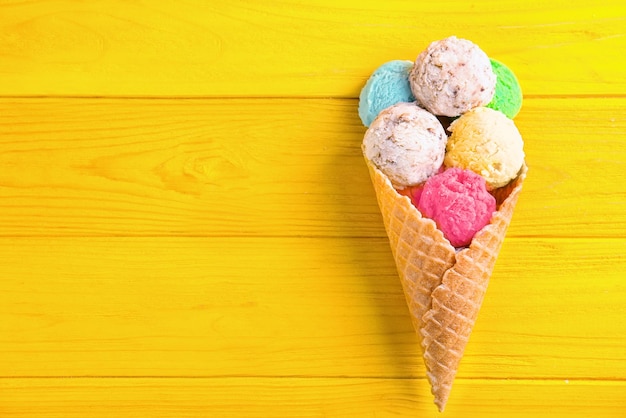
[364,156,527,411]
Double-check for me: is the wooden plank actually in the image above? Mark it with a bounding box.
[0,97,624,238]
[0,377,624,417]
[0,1,625,96]
[1,237,625,379]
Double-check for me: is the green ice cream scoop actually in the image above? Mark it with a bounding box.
[358,60,416,127]
[486,59,523,119]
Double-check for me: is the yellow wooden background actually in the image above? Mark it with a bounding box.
[1,1,625,417]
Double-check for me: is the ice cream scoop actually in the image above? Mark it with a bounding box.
[444,107,524,189]
[358,60,416,127]
[418,168,496,247]
[409,36,496,117]
[486,59,523,118]
[362,102,447,189]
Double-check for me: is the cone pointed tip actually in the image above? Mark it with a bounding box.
[434,399,446,413]
[432,389,450,412]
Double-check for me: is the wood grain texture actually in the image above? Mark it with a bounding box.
[1,377,625,418]
[0,0,625,96]
[1,97,624,238]
[1,237,624,379]
[2,0,626,416]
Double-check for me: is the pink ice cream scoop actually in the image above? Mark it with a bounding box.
[417,168,496,247]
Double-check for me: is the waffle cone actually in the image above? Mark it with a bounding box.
[364,157,527,411]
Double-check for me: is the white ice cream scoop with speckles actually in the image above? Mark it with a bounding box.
[362,102,447,189]
[409,36,496,117]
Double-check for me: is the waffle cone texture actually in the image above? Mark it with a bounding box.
[364,156,527,411]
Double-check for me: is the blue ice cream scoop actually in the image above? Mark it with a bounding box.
[358,60,416,127]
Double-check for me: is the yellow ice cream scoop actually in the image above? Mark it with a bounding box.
[444,107,524,189]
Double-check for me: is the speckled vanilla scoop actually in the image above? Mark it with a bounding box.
[362,102,447,189]
[409,36,496,117]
